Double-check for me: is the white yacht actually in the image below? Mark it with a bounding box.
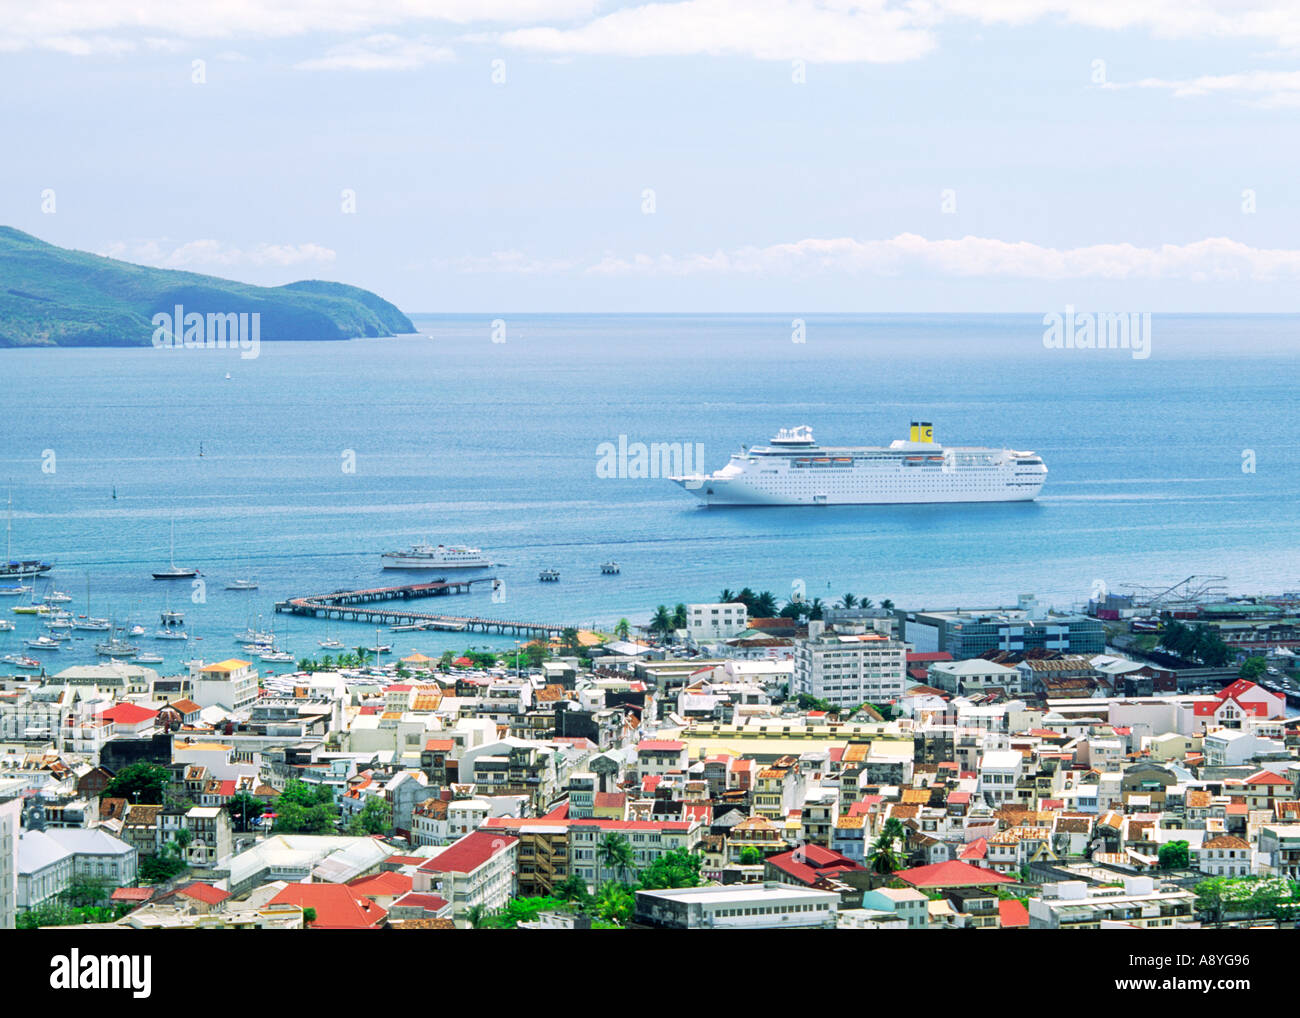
[669,422,1047,506]
[381,543,491,570]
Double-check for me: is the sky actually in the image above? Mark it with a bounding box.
[3,0,1300,313]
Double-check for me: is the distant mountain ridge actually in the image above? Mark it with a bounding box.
[0,227,415,347]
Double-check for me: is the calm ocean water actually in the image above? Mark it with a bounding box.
[1,313,1297,672]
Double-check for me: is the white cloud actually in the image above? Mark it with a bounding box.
[1102,69,1300,107]
[503,0,935,63]
[10,0,1300,64]
[435,234,1300,281]
[501,0,1300,62]
[100,239,337,269]
[294,34,454,70]
[0,0,598,55]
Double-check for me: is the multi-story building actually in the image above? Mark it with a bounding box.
[1028,878,1195,929]
[977,750,1024,807]
[792,621,907,710]
[1258,825,1300,879]
[634,882,839,929]
[568,818,702,888]
[898,597,1105,658]
[0,788,22,929]
[413,831,518,920]
[191,659,259,713]
[687,603,749,643]
[928,659,1021,696]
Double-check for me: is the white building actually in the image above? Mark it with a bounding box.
[977,749,1024,807]
[1199,835,1252,877]
[793,621,907,709]
[414,830,518,920]
[0,787,21,929]
[634,882,839,929]
[191,659,259,713]
[687,603,749,642]
[16,829,74,912]
[928,659,1021,696]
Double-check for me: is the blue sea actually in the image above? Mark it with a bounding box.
[1,313,1297,673]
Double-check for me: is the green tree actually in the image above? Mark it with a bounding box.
[464,904,487,929]
[753,591,779,617]
[593,881,635,923]
[347,796,394,836]
[672,604,689,630]
[438,650,456,671]
[613,618,631,641]
[272,779,339,834]
[739,846,763,865]
[868,821,907,875]
[302,907,317,926]
[226,791,266,832]
[837,593,858,609]
[717,589,737,605]
[103,762,171,805]
[597,832,635,884]
[1239,656,1268,681]
[638,849,703,890]
[806,597,825,620]
[880,599,895,611]
[649,605,675,642]
[1158,840,1189,870]
[553,873,595,909]
[58,877,107,908]
[796,693,832,712]
[560,627,583,656]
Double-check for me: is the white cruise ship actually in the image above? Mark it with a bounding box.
[380,543,492,570]
[669,422,1047,506]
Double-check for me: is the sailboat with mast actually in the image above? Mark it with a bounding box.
[153,519,199,579]
[225,552,258,590]
[1,489,53,582]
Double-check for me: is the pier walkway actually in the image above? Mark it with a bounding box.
[274,579,576,638]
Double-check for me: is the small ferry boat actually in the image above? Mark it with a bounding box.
[382,543,491,570]
[600,561,620,575]
[154,629,189,640]
[3,653,40,670]
[259,649,295,663]
[539,569,560,582]
[73,617,111,631]
[134,652,165,664]
[43,590,73,604]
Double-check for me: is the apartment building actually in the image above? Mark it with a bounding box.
[792,621,907,710]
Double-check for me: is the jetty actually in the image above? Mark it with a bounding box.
[274,579,575,638]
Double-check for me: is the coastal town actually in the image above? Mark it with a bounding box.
[3,584,1299,932]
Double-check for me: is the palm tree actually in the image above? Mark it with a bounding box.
[736,587,758,613]
[672,603,688,630]
[859,597,875,610]
[807,597,825,620]
[838,593,858,609]
[718,588,737,605]
[753,591,779,617]
[320,655,334,670]
[614,618,631,640]
[597,832,635,885]
[297,658,313,672]
[880,599,894,612]
[649,605,675,642]
[464,904,487,929]
[867,829,904,875]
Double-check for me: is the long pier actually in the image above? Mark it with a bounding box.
[274,579,576,638]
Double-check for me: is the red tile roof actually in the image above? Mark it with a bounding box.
[895,860,1012,888]
[391,891,450,912]
[270,883,388,929]
[419,831,518,874]
[959,837,988,860]
[766,845,866,885]
[110,887,154,902]
[97,702,159,724]
[177,882,232,906]
[594,792,626,809]
[998,899,1030,928]
[347,871,414,898]
[424,739,455,752]
[637,740,686,752]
